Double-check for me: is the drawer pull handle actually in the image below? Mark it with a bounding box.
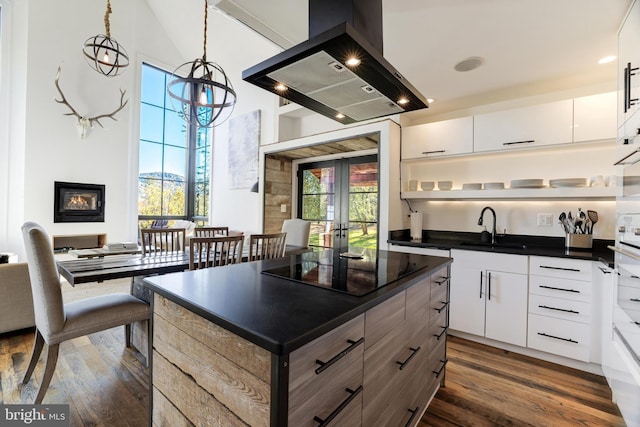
[404,407,420,427]
[479,271,483,299]
[434,276,450,285]
[422,150,446,155]
[537,332,578,344]
[503,139,534,146]
[488,271,492,301]
[315,337,364,375]
[539,285,579,293]
[433,359,448,378]
[396,346,421,370]
[434,326,448,340]
[631,298,640,303]
[539,265,581,272]
[538,305,579,314]
[313,385,363,427]
[434,301,450,313]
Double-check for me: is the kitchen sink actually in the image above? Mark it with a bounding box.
[459,241,527,250]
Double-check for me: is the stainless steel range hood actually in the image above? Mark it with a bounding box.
[242,0,428,124]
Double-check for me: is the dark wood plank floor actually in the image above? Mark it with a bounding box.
[421,336,625,427]
[0,279,626,426]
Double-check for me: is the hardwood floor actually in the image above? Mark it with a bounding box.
[0,280,626,426]
[421,336,625,427]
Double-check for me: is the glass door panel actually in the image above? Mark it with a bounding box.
[299,155,378,251]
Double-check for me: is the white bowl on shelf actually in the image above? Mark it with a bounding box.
[437,181,453,191]
[483,182,505,190]
[462,183,482,190]
[420,181,435,191]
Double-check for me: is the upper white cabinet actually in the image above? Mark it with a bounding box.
[573,92,617,143]
[618,0,640,126]
[473,100,574,152]
[401,116,473,160]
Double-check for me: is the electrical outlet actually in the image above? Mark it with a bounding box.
[537,213,553,227]
[280,204,287,213]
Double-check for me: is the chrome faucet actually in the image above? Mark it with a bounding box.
[478,206,497,244]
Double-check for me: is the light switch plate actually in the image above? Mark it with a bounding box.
[280,204,287,213]
[537,213,553,227]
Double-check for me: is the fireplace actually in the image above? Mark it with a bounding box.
[54,181,105,223]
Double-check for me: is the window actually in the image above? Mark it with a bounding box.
[138,63,211,228]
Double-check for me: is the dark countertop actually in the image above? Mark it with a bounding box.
[143,249,451,356]
[389,229,614,267]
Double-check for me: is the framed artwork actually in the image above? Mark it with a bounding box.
[228,110,260,189]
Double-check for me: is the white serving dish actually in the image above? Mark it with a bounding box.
[549,178,587,188]
[420,181,435,191]
[510,179,544,189]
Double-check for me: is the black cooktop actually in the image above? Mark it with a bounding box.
[261,248,433,296]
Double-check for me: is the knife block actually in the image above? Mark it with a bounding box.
[565,233,592,249]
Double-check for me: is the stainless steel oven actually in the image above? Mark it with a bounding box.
[616,147,640,198]
[613,215,640,361]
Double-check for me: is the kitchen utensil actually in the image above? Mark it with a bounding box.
[559,212,569,233]
[574,219,583,234]
[587,210,598,233]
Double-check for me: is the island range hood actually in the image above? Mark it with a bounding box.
[242,0,428,124]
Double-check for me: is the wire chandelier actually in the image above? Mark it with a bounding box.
[82,0,129,77]
[167,0,237,128]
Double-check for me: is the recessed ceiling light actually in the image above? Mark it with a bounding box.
[598,55,616,64]
[336,113,345,119]
[454,56,485,72]
[274,83,287,91]
[398,98,409,105]
[427,98,435,104]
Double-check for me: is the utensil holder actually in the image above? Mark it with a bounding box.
[565,233,592,249]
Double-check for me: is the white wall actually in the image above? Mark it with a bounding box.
[1,0,185,258]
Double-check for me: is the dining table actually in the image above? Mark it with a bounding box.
[56,245,312,286]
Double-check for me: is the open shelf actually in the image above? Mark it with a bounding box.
[401,186,615,200]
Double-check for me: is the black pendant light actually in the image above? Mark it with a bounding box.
[167,0,237,128]
[82,0,129,77]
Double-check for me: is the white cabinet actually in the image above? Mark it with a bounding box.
[611,331,640,427]
[527,256,594,362]
[573,92,617,142]
[450,250,528,346]
[402,116,473,159]
[618,0,640,126]
[594,262,614,384]
[473,99,573,152]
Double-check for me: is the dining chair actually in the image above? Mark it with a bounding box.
[194,226,229,237]
[189,235,244,270]
[140,228,186,254]
[248,232,287,261]
[281,219,311,248]
[21,222,150,404]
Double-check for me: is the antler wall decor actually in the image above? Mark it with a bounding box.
[54,66,128,138]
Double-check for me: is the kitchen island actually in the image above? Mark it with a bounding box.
[144,249,451,426]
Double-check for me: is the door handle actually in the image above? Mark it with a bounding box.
[487,271,492,301]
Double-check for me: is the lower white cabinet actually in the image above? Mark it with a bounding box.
[594,262,614,384]
[450,250,528,346]
[528,256,593,362]
[611,331,640,427]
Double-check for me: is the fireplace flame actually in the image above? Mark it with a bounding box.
[67,196,90,210]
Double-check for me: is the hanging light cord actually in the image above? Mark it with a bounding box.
[202,0,208,62]
[104,0,112,38]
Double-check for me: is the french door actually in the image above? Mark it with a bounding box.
[298,155,378,250]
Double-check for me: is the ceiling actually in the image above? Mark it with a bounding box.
[208,0,632,122]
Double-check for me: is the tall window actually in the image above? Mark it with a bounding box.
[138,63,211,228]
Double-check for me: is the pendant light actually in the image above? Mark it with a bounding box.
[82,0,129,77]
[167,0,237,128]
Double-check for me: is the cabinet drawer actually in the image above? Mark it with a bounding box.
[529,256,592,281]
[365,291,406,349]
[431,267,450,294]
[429,338,447,385]
[618,284,640,314]
[288,314,365,427]
[529,274,592,302]
[529,294,591,324]
[452,249,528,273]
[528,313,591,362]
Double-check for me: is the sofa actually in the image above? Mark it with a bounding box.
[0,263,35,334]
